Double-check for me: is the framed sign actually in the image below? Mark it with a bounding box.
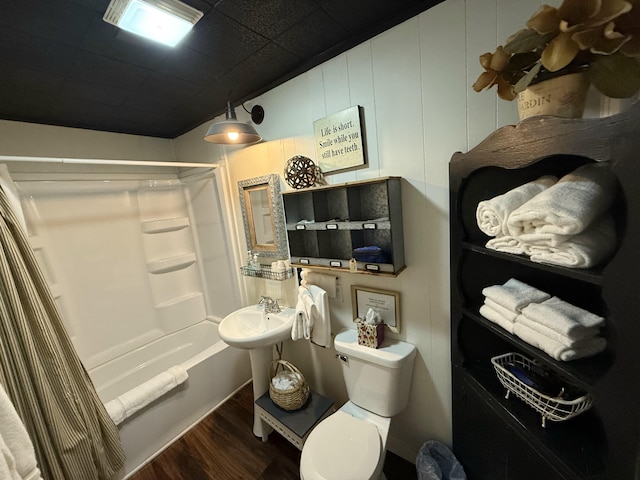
[351,285,401,333]
[313,106,366,174]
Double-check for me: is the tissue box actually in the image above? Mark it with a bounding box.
[356,321,385,348]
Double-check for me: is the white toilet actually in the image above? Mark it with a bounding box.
[300,328,416,480]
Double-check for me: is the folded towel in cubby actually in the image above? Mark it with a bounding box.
[507,163,617,237]
[527,215,617,268]
[476,175,558,237]
[515,315,600,347]
[513,322,606,361]
[520,296,605,337]
[484,298,519,322]
[482,278,550,313]
[479,303,515,334]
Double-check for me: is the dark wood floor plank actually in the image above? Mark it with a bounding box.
[129,382,416,480]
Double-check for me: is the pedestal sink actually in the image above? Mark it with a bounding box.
[219,305,295,439]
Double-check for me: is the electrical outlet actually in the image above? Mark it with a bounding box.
[335,284,344,302]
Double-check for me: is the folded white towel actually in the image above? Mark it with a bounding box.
[485,235,528,255]
[482,278,550,313]
[476,175,558,237]
[507,163,617,237]
[513,322,606,361]
[308,285,331,348]
[520,296,605,337]
[105,365,188,426]
[479,304,515,334]
[515,314,600,347]
[484,298,518,322]
[0,384,43,480]
[527,215,617,268]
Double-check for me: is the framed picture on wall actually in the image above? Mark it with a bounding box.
[351,285,401,333]
[313,106,367,174]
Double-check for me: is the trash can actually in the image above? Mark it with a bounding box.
[416,441,466,480]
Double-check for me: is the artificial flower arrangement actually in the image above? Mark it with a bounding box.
[473,0,640,101]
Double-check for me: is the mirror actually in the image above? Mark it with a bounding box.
[238,174,288,259]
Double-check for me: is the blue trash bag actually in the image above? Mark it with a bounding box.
[416,441,466,480]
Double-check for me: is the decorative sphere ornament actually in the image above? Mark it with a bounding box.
[284,155,317,189]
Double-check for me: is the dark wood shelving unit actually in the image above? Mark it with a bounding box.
[450,103,640,480]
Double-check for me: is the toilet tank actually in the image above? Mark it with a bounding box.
[334,329,416,417]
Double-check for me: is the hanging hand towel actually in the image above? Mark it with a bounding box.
[482,278,550,313]
[292,286,315,341]
[301,269,337,298]
[507,163,617,237]
[476,175,557,237]
[0,384,43,480]
[520,296,605,337]
[308,284,331,348]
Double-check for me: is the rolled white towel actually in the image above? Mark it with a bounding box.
[479,304,515,334]
[520,297,605,337]
[476,175,557,237]
[513,322,606,361]
[482,278,550,313]
[105,365,188,425]
[515,314,600,347]
[507,162,617,237]
[486,235,528,255]
[527,215,617,268]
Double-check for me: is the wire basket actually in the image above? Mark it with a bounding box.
[491,352,593,428]
[240,265,293,281]
[269,359,310,411]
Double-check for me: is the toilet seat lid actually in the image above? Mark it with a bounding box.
[301,411,381,480]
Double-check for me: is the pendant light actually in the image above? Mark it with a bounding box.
[203,101,264,145]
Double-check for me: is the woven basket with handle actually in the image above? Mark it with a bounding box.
[269,359,310,411]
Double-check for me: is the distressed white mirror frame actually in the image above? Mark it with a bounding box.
[238,174,288,259]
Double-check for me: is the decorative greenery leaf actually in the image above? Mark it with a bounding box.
[541,32,580,71]
[505,29,552,54]
[514,61,543,93]
[589,53,640,97]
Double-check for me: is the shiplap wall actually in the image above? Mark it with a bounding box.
[173,0,631,462]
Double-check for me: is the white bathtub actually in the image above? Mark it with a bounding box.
[90,320,251,478]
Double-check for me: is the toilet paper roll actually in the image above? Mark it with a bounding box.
[301,269,337,298]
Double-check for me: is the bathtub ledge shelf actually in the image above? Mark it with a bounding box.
[147,253,196,274]
[141,217,190,234]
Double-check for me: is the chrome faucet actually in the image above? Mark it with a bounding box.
[259,296,281,313]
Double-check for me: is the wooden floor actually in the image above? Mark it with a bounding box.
[130,382,417,480]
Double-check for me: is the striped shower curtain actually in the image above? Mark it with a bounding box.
[0,185,125,478]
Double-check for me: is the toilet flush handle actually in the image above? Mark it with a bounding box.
[336,354,348,364]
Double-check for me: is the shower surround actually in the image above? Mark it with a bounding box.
[16,170,251,476]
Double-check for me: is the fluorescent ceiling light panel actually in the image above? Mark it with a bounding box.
[103,0,203,47]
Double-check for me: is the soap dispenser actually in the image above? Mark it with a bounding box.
[250,253,261,271]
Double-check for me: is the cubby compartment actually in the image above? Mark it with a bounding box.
[283,177,405,275]
[450,104,640,479]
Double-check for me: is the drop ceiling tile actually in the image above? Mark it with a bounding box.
[214,0,319,39]
[0,28,80,76]
[0,0,96,47]
[274,10,348,59]
[188,11,269,67]
[68,50,151,90]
